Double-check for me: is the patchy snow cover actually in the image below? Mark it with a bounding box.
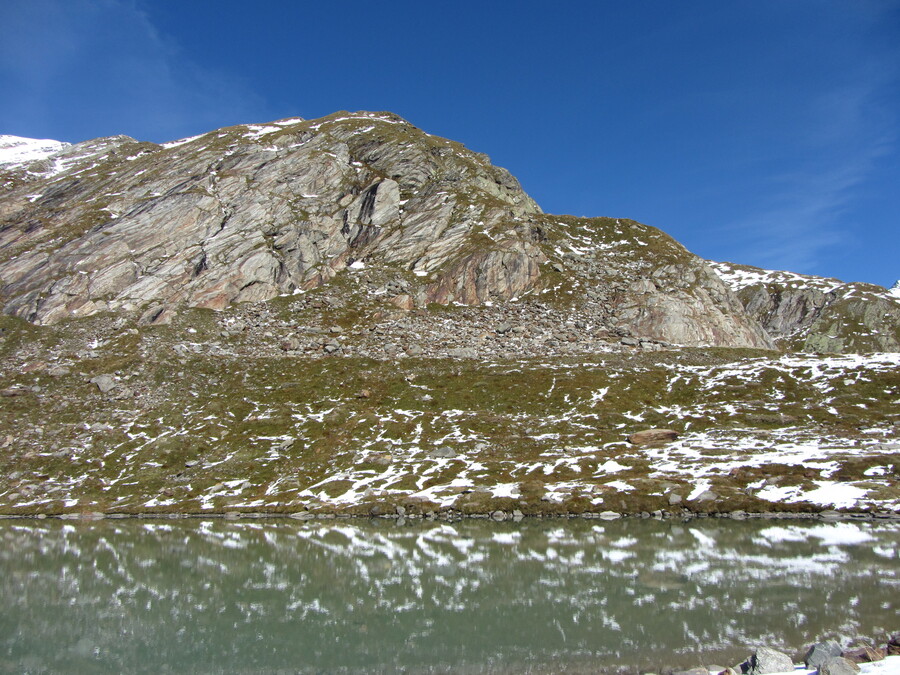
[708,260,846,294]
[161,133,207,149]
[890,281,900,299]
[0,134,69,168]
[254,351,900,513]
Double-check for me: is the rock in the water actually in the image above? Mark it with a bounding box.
[819,657,860,675]
[745,647,794,675]
[805,641,843,669]
[89,374,117,394]
[628,428,679,445]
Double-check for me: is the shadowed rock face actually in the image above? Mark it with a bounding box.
[2,111,776,348]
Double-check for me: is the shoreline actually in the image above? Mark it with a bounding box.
[2,506,899,522]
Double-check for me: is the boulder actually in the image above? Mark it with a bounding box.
[805,641,842,669]
[628,428,679,445]
[744,647,794,675]
[89,374,117,394]
[819,657,860,675]
[427,446,456,459]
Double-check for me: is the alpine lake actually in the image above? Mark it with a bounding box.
[1,515,897,674]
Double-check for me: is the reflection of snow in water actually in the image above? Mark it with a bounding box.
[1,519,898,672]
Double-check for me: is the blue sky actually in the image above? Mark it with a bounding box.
[1,0,898,287]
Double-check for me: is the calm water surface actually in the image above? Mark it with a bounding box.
[1,517,898,674]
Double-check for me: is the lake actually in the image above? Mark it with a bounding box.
[1,516,897,674]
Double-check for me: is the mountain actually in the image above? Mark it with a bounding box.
[1,112,898,519]
[1,111,775,348]
[709,262,900,353]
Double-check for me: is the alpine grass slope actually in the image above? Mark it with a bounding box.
[0,112,898,518]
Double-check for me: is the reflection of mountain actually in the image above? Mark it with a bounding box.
[1,519,897,673]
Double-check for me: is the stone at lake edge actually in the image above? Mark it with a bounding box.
[805,641,843,669]
[745,646,794,675]
[818,657,861,675]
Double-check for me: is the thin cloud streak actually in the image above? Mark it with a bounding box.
[717,74,896,276]
[0,0,269,143]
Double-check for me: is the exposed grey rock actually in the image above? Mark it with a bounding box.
[427,446,456,458]
[668,493,683,505]
[0,112,795,351]
[89,375,117,394]
[819,657,860,675]
[805,641,842,669]
[710,260,900,353]
[694,490,719,502]
[447,347,477,358]
[744,647,794,675]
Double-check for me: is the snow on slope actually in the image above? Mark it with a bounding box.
[0,134,69,169]
[890,281,900,299]
[707,260,846,294]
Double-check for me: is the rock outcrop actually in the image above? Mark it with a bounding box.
[709,261,900,352]
[0,110,835,350]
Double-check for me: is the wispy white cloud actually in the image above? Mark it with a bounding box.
[717,15,898,276]
[0,0,269,143]
[724,108,894,273]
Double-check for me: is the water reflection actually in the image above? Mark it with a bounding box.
[1,518,897,674]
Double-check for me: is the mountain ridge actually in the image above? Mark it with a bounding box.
[1,111,772,350]
[1,111,897,353]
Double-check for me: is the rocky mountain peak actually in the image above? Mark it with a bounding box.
[1,111,893,352]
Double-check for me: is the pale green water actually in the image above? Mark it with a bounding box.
[0,517,898,674]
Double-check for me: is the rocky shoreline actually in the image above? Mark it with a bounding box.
[2,506,899,521]
[664,636,900,675]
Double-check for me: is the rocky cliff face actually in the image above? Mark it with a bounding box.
[0,109,855,352]
[709,261,900,353]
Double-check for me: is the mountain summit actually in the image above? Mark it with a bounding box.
[1,111,898,351]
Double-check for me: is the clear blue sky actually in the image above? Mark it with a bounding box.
[2,0,898,287]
